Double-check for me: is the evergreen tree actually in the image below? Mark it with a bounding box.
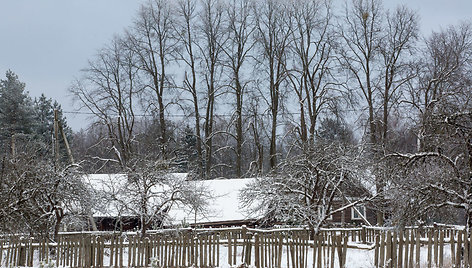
[0,71,71,158]
[33,94,54,143]
[0,70,33,153]
[32,94,71,145]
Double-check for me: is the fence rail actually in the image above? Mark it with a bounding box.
[0,225,467,268]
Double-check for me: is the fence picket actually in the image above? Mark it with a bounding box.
[439,230,444,268]
[450,231,456,267]
[374,234,380,268]
[464,230,469,268]
[404,230,409,268]
[380,231,386,268]
[415,230,420,268]
[427,230,432,268]
[398,230,403,268]
[456,230,462,268]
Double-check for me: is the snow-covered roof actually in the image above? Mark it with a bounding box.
[83,173,188,218]
[168,178,255,225]
[83,174,256,225]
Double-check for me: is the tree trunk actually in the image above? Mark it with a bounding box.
[269,109,278,170]
[236,87,243,177]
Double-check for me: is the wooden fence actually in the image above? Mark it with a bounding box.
[372,227,468,268]
[0,225,467,268]
[0,227,348,268]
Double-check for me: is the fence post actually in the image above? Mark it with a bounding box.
[469,231,472,266]
[438,230,444,268]
[464,230,469,268]
[427,230,432,268]
[450,230,456,267]
[408,230,414,268]
[241,225,248,265]
[336,235,343,268]
[386,231,392,268]
[374,234,380,268]
[392,231,397,268]
[434,228,439,266]
[233,230,238,265]
[217,234,220,268]
[312,233,317,268]
[18,238,26,267]
[330,233,335,268]
[456,230,462,268]
[255,233,260,268]
[86,234,93,268]
[379,231,385,268]
[362,226,367,244]
[404,230,409,268]
[227,231,232,266]
[398,230,404,268]
[415,230,420,268]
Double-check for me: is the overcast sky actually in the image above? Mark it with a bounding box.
[0,0,471,131]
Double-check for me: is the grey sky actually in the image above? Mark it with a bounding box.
[0,0,470,131]
[0,0,145,130]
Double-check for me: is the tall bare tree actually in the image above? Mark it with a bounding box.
[175,0,204,175]
[127,0,178,158]
[71,36,140,169]
[410,23,472,152]
[221,0,255,177]
[198,0,227,178]
[254,0,292,170]
[287,0,337,152]
[338,0,419,225]
[379,6,418,149]
[338,0,382,148]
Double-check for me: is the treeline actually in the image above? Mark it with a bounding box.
[1,0,472,235]
[0,70,71,159]
[69,0,472,227]
[0,70,83,236]
[70,0,469,178]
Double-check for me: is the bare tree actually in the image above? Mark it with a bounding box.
[90,164,208,236]
[246,92,265,175]
[174,0,204,175]
[198,0,227,178]
[387,23,472,228]
[337,0,384,224]
[0,147,89,238]
[338,0,419,225]
[221,0,256,177]
[287,0,337,152]
[409,23,472,152]
[71,36,141,169]
[241,141,374,233]
[338,0,382,148]
[126,0,178,159]
[253,0,292,170]
[379,6,418,149]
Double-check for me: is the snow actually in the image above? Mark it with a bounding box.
[167,178,256,225]
[83,174,257,224]
[83,173,189,217]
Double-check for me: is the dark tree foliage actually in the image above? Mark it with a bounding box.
[0,70,33,154]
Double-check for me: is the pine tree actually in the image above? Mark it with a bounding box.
[0,70,33,153]
[32,95,71,145]
[32,94,54,143]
